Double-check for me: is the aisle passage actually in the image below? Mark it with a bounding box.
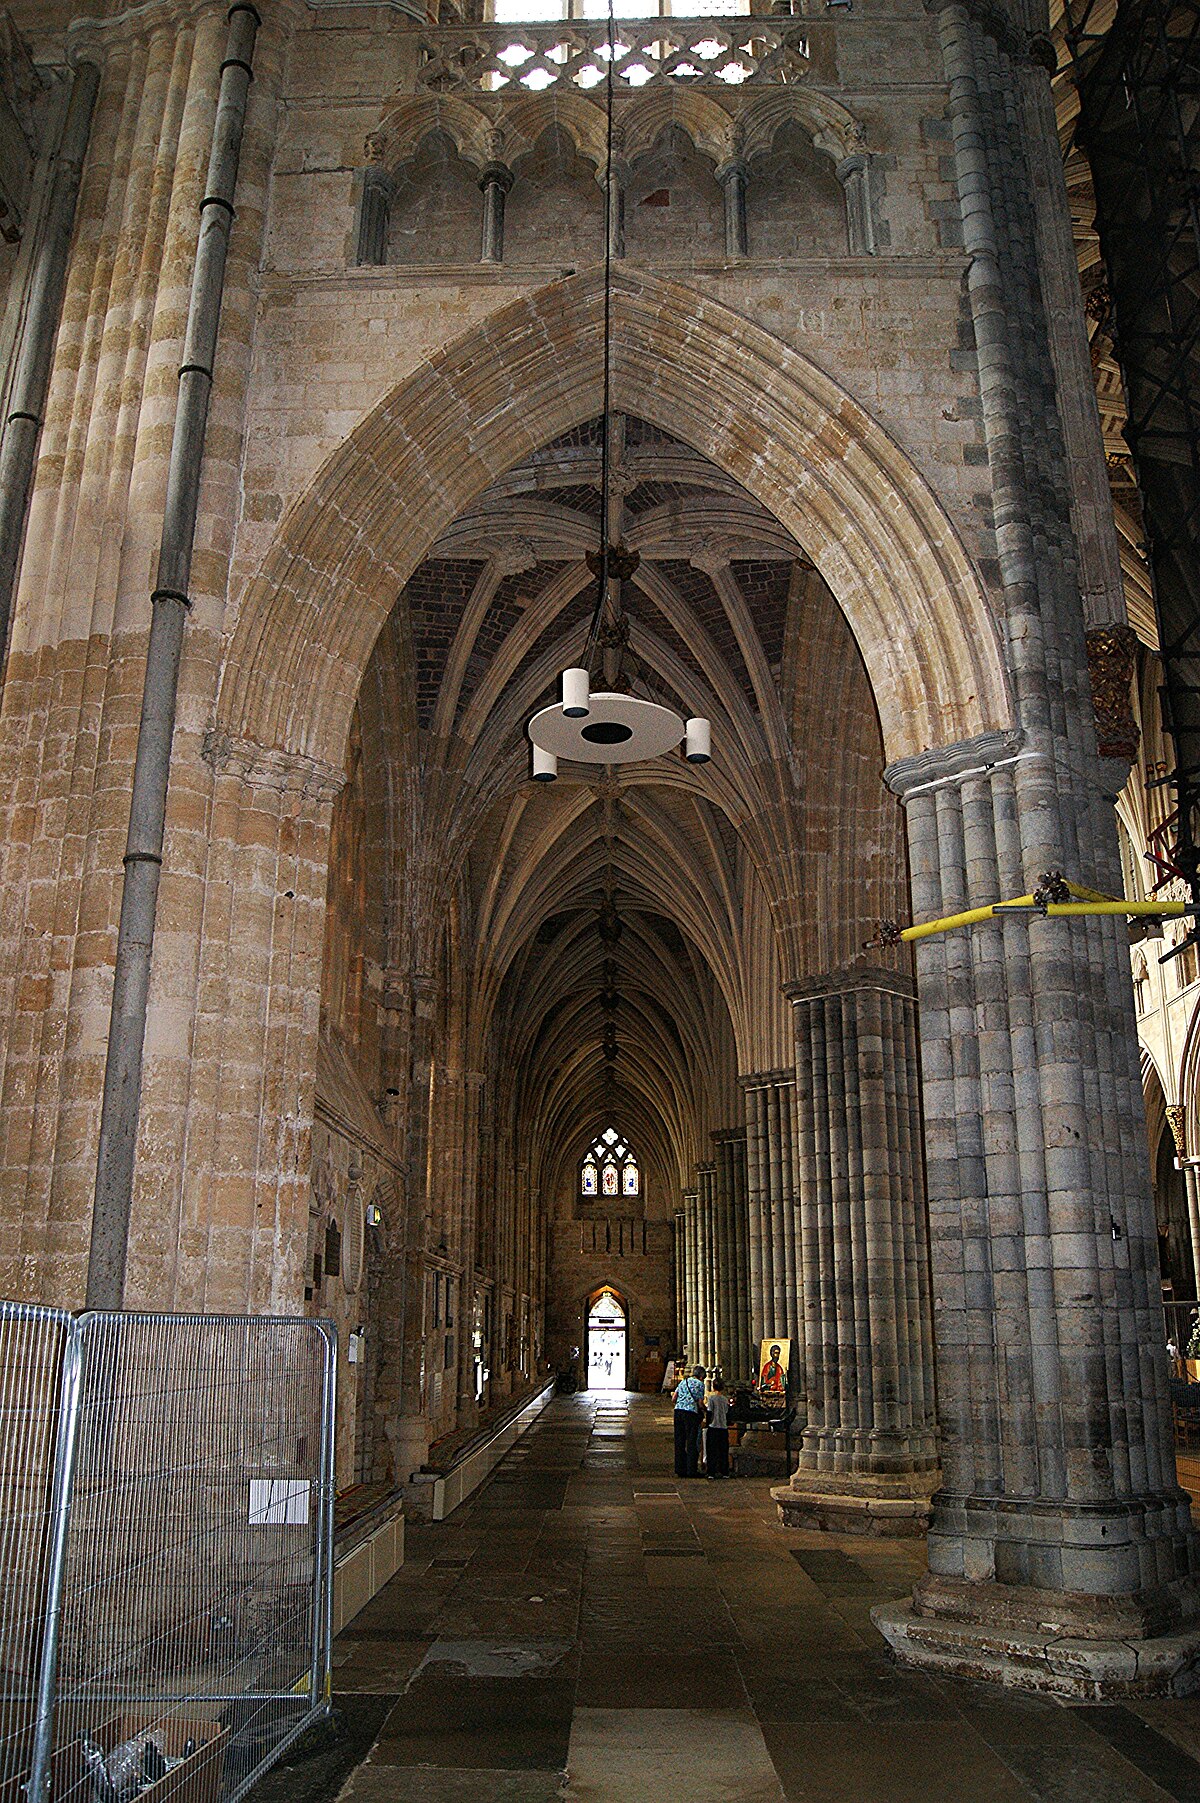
[308,1397,1200,1803]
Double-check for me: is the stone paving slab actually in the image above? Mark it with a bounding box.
[242,1396,1200,1803]
[564,1707,785,1802]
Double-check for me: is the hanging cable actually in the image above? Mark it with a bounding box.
[583,0,618,678]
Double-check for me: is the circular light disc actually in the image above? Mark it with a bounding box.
[529,692,684,765]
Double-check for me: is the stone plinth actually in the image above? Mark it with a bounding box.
[772,1470,937,1537]
[873,1569,1200,1699]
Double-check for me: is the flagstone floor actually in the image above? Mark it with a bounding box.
[257,1393,1200,1803]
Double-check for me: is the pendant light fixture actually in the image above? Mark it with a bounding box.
[528,0,711,783]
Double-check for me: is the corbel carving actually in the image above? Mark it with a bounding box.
[1085,622,1139,762]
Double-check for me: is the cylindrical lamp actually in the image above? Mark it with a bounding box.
[685,717,711,763]
[562,667,591,718]
[532,744,558,782]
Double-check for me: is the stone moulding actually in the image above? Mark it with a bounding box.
[773,1470,938,1538]
[882,726,1025,798]
[201,725,347,801]
[872,1597,1200,1700]
[217,268,1011,775]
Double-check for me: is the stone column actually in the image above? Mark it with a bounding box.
[871,736,1200,1695]
[600,158,625,260]
[712,1127,749,1374]
[479,162,512,264]
[743,1071,802,1377]
[697,1162,717,1368]
[380,965,437,1480]
[837,151,876,255]
[744,1078,771,1351]
[774,969,939,1536]
[356,164,393,265]
[731,1129,750,1374]
[674,1206,686,1356]
[716,159,748,258]
[682,1186,699,1364]
[457,1071,486,1416]
[1184,1163,1200,1302]
[713,1132,731,1371]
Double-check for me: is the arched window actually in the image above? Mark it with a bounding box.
[580,1127,639,1198]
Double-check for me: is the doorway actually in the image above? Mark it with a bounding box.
[587,1288,627,1391]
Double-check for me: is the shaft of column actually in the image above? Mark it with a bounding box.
[716,159,748,258]
[743,1081,768,1351]
[683,1188,699,1366]
[779,1075,800,1365]
[775,969,939,1535]
[731,1131,749,1377]
[697,1163,716,1369]
[356,165,392,265]
[606,164,624,259]
[88,4,261,1310]
[1187,1166,1200,1303]
[0,58,99,678]
[673,1207,686,1356]
[479,163,512,264]
[836,152,876,255]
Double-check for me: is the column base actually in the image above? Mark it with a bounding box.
[772,1469,938,1537]
[874,1590,1200,1700]
[388,1416,430,1485]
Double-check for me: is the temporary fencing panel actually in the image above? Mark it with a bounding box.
[0,1306,336,1803]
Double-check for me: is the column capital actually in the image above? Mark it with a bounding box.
[882,728,1027,799]
[835,151,870,185]
[739,1067,794,1091]
[711,1125,746,1146]
[478,161,513,195]
[201,727,346,801]
[783,964,915,1005]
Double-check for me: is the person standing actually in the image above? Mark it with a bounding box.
[705,1377,730,1477]
[673,1364,706,1478]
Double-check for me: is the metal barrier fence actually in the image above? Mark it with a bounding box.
[0,1306,336,1803]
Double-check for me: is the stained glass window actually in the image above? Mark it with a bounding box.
[581,1127,643,1199]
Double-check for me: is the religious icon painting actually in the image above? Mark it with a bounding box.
[757,1338,791,1399]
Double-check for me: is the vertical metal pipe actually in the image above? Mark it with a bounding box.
[0,59,99,675]
[26,1320,85,1803]
[87,5,260,1309]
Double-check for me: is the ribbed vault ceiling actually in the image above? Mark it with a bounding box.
[356,412,906,1207]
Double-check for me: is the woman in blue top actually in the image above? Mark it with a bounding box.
[673,1364,707,1478]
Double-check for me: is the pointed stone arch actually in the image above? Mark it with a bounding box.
[378,95,497,174]
[501,91,608,170]
[216,268,1011,772]
[738,88,865,167]
[621,89,737,168]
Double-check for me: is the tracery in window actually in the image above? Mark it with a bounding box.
[580,1128,639,1198]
